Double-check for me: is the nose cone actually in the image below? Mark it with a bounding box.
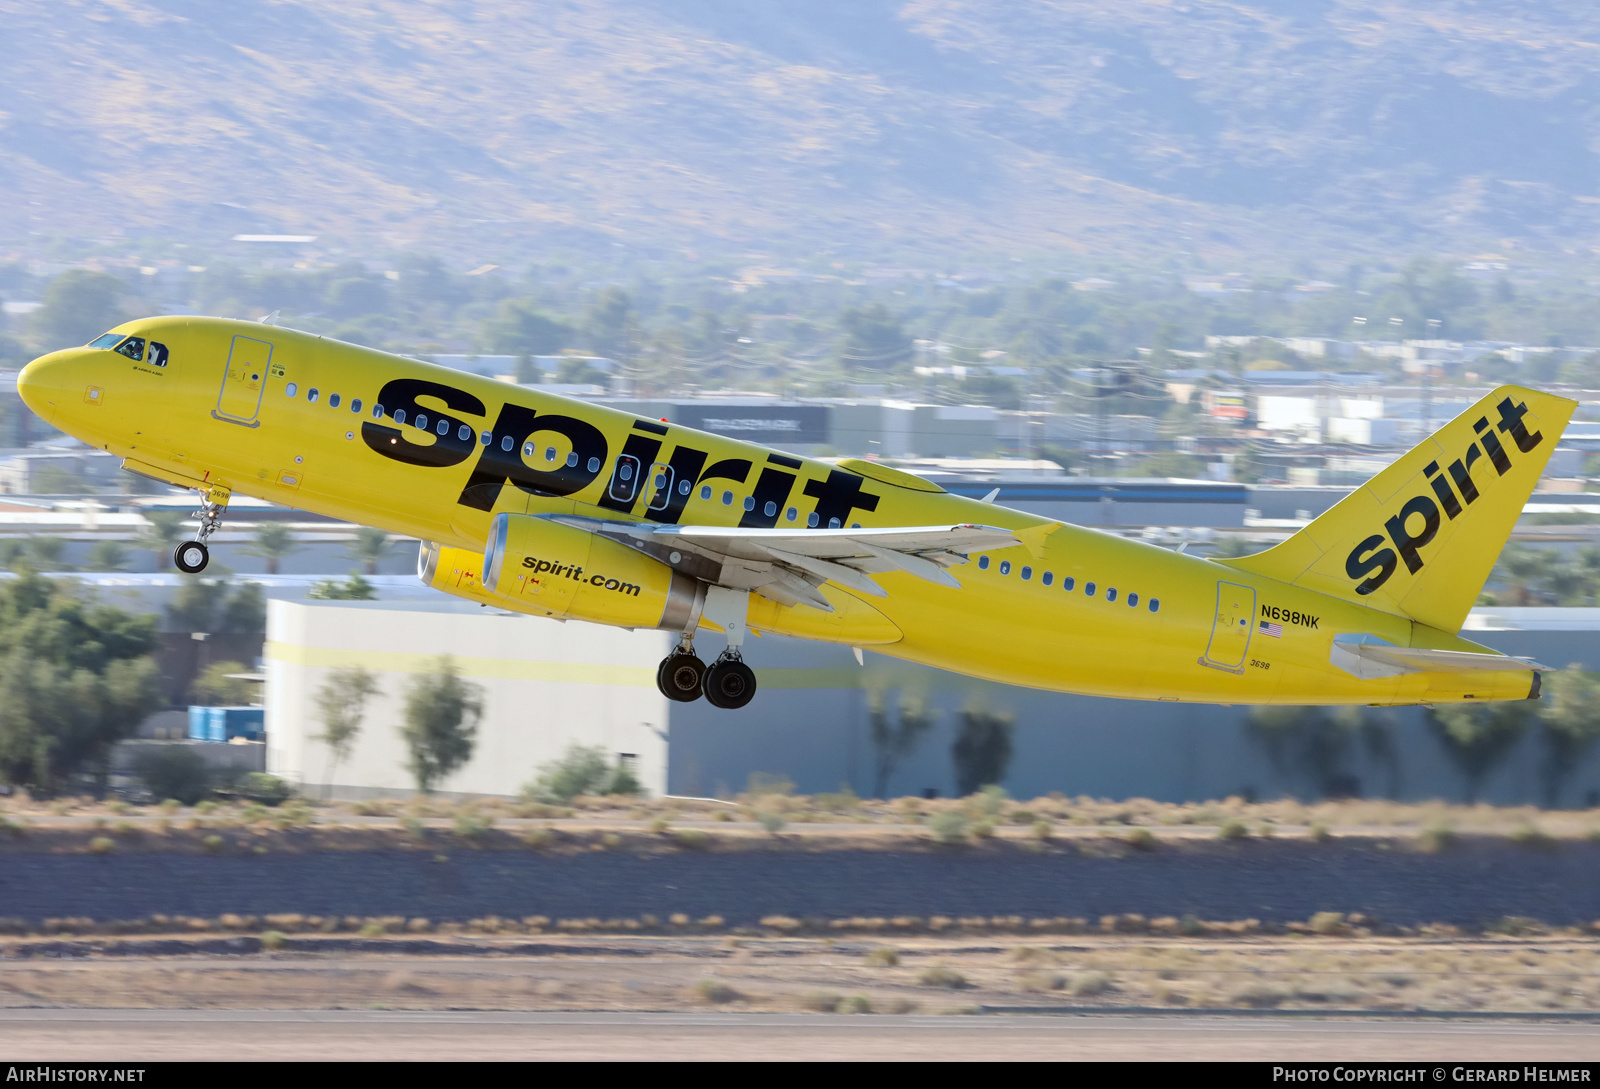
[18,350,76,426]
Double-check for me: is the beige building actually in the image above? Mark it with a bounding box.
[264,599,670,799]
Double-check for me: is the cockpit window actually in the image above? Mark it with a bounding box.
[88,333,123,349]
[147,341,169,368]
[113,337,146,361]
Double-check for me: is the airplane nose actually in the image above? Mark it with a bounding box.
[18,351,70,426]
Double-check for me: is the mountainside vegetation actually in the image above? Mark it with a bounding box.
[5,2,1600,264]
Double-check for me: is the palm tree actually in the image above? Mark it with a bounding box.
[135,510,190,571]
[344,526,390,575]
[241,522,300,575]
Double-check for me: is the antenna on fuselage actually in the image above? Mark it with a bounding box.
[259,310,280,325]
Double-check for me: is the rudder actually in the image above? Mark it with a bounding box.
[1221,385,1576,633]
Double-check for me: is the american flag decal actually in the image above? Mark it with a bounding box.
[1259,620,1284,638]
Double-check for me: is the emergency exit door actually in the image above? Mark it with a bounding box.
[1202,580,1255,673]
[215,334,271,425]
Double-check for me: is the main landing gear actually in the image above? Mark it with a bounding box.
[173,485,229,575]
[652,586,759,710]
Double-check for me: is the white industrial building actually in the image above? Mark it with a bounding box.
[264,599,669,798]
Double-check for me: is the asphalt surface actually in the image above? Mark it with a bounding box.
[4,840,1599,926]
[1,1010,1597,1061]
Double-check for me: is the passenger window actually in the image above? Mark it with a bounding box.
[415,413,427,429]
[1128,593,1139,607]
[786,507,797,521]
[88,333,123,349]
[458,424,470,441]
[147,342,169,367]
[1063,577,1075,591]
[679,479,691,495]
[1149,599,1160,613]
[568,452,579,468]
[392,408,404,424]
[545,446,557,462]
[501,436,513,452]
[351,399,362,414]
[1021,566,1032,581]
[286,383,298,397]
[1042,572,1053,586]
[808,512,819,527]
[722,491,733,505]
[829,517,841,528]
[701,485,712,500]
[1106,588,1117,602]
[373,404,384,418]
[329,393,341,408]
[436,420,449,436]
[523,442,534,457]
[999,560,1011,575]
[114,336,145,361]
[480,431,492,446]
[1086,582,1097,596]
[308,388,320,403]
[587,457,601,473]
[764,501,777,517]
[743,496,755,511]
[619,462,633,481]
[978,555,990,570]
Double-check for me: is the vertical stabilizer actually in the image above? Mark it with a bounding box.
[1221,386,1576,633]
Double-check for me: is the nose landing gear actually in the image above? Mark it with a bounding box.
[173,485,229,575]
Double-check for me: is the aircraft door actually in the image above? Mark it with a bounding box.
[215,335,272,425]
[1202,580,1255,673]
[608,454,641,504]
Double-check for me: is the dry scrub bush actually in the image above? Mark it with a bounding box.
[865,947,899,967]
[801,991,842,1012]
[1067,971,1114,997]
[695,978,740,1004]
[918,965,968,989]
[1018,970,1065,993]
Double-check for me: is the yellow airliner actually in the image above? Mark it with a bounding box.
[17,317,1573,709]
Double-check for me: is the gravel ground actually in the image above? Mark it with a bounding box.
[2,839,1597,926]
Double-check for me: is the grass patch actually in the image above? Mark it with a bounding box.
[918,965,968,989]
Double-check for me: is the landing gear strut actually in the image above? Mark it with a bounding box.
[173,485,229,575]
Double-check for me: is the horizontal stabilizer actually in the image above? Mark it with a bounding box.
[1330,633,1545,680]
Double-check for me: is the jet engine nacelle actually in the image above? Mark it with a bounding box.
[418,539,522,608]
[482,512,704,630]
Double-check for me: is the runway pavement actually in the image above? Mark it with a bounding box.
[1,1009,1597,1061]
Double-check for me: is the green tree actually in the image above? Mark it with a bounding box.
[32,270,126,349]
[869,694,936,798]
[1246,705,1396,799]
[1490,545,1557,606]
[308,574,376,600]
[523,742,640,803]
[0,571,164,793]
[838,303,912,372]
[1535,668,1600,807]
[400,656,483,793]
[216,582,266,634]
[344,527,390,575]
[950,706,1015,797]
[582,287,632,361]
[1429,702,1533,803]
[314,666,379,799]
[136,511,189,571]
[85,540,129,571]
[188,660,254,705]
[241,522,299,575]
[134,745,210,806]
[22,537,71,571]
[484,299,569,356]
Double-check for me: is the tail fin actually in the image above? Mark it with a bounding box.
[1221,385,1577,633]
